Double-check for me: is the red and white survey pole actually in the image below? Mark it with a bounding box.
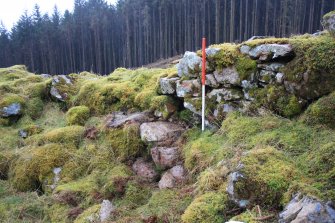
[201,38,206,132]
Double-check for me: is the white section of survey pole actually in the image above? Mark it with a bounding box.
[201,84,205,131]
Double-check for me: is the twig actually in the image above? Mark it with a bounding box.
[253,215,275,221]
[257,205,262,217]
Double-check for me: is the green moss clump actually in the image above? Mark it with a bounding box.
[74,204,100,223]
[243,37,289,48]
[0,94,25,111]
[322,11,335,36]
[183,130,231,173]
[207,44,240,71]
[100,124,144,161]
[10,143,74,192]
[0,152,14,180]
[136,189,192,222]
[250,85,303,118]
[66,106,90,126]
[235,56,257,80]
[236,147,300,208]
[26,97,44,120]
[42,126,85,146]
[302,92,335,128]
[181,192,228,223]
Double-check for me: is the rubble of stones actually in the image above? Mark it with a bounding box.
[159,40,298,124]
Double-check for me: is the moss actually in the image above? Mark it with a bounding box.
[0,93,25,110]
[181,192,228,223]
[302,92,335,128]
[0,152,14,180]
[207,43,240,71]
[230,207,276,223]
[243,37,289,48]
[74,204,100,223]
[235,56,257,80]
[322,11,335,36]
[26,97,44,120]
[66,106,90,126]
[46,203,71,223]
[121,181,152,208]
[99,124,144,161]
[10,143,74,192]
[196,168,227,194]
[250,85,303,118]
[183,130,231,173]
[42,126,85,146]
[150,95,178,119]
[282,34,335,99]
[0,127,23,151]
[136,189,192,222]
[35,103,66,131]
[236,147,301,208]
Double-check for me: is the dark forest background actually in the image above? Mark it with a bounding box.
[0,0,334,75]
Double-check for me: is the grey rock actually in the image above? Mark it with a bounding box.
[99,200,115,222]
[208,88,243,102]
[52,75,73,85]
[184,98,201,116]
[176,79,201,97]
[50,167,62,190]
[1,103,22,117]
[249,44,293,61]
[159,77,179,95]
[259,70,276,84]
[279,194,335,223]
[276,73,285,84]
[240,45,251,55]
[177,51,202,78]
[18,129,28,138]
[158,165,186,189]
[227,171,250,208]
[132,158,158,182]
[214,67,241,86]
[106,112,151,128]
[151,147,180,169]
[40,73,52,78]
[257,62,285,72]
[213,103,237,118]
[241,80,256,101]
[322,12,335,35]
[50,86,66,102]
[205,74,219,88]
[140,121,184,143]
[206,48,221,57]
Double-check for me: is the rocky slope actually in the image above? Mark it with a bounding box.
[1,12,335,223]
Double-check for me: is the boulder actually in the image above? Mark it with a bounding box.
[240,45,251,55]
[276,73,285,84]
[322,11,335,36]
[1,103,22,117]
[184,98,201,116]
[226,167,250,209]
[248,44,294,61]
[50,86,66,102]
[52,75,73,85]
[132,158,158,182]
[279,194,335,223]
[257,62,285,72]
[177,51,202,78]
[214,67,241,86]
[140,122,185,143]
[206,48,221,57]
[40,73,52,78]
[151,147,180,169]
[159,77,179,95]
[205,74,220,88]
[106,112,152,128]
[176,79,201,98]
[99,200,115,222]
[50,75,73,102]
[158,165,186,189]
[208,88,243,102]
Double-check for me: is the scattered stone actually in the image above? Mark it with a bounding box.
[176,79,201,97]
[159,77,179,95]
[99,200,115,222]
[279,193,335,223]
[52,75,73,85]
[151,147,180,169]
[206,48,221,57]
[257,62,285,72]
[276,73,285,84]
[140,121,185,143]
[40,73,52,78]
[50,167,62,190]
[18,129,28,138]
[158,165,186,189]
[248,44,294,61]
[106,112,152,128]
[1,103,22,117]
[132,158,158,182]
[50,86,66,102]
[322,11,335,36]
[177,51,202,78]
[214,67,241,86]
[206,74,219,88]
[208,88,243,102]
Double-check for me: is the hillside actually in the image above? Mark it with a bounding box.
[1,11,335,223]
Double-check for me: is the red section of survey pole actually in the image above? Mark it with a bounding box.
[202,38,206,85]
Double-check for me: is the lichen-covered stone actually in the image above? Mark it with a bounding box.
[184,98,202,116]
[322,11,335,36]
[214,67,240,86]
[257,62,285,72]
[106,111,152,128]
[132,158,158,182]
[205,74,219,88]
[140,121,185,143]
[159,77,179,95]
[208,88,243,102]
[258,70,276,84]
[248,44,294,61]
[176,79,201,98]
[279,194,335,223]
[151,147,180,169]
[99,200,115,222]
[1,103,22,117]
[177,51,202,78]
[158,165,186,189]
